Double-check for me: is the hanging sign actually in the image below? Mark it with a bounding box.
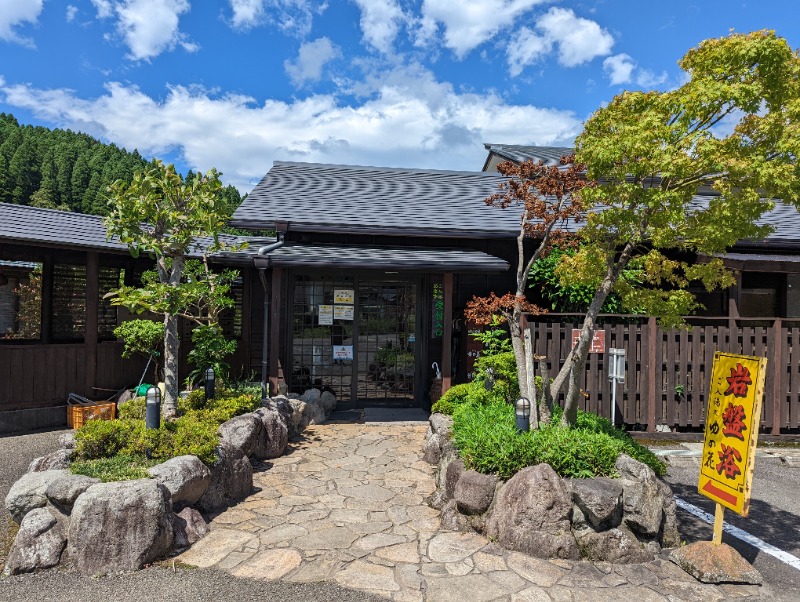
[334,305,354,321]
[698,352,766,516]
[318,305,333,325]
[334,289,354,304]
[333,345,353,360]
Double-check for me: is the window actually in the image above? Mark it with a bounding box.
[52,263,86,341]
[98,267,123,340]
[0,260,42,340]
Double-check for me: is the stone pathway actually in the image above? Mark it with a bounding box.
[178,421,769,601]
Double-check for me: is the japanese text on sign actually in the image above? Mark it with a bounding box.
[571,329,605,353]
[334,289,354,304]
[698,352,766,516]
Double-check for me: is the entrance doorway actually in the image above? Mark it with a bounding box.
[289,276,418,408]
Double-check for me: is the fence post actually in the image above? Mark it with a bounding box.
[647,316,657,433]
[772,318,782,436]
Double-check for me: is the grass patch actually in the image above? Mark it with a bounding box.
[452,401,666,480]
[70,454,159,482]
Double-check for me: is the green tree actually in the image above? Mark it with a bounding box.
[549,30,800,425]
[105,160,230,418]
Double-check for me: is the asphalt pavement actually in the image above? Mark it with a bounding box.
[662,452,800,601]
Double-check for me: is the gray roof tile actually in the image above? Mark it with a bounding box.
[483,143,575,166]
[230,162,519,237]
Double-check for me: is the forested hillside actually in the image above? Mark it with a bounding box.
[0,113,242,215]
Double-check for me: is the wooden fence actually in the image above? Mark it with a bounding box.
[524,315,800,434]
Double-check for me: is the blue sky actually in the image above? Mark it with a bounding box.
[1,1,798,192]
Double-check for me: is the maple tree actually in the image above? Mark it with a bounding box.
[465,157,588,422]
[547,30,800,425]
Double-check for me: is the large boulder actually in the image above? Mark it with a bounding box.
[444,459,466,500]
[429,413,453,437]
[2,508,66,575]
[58,432,76,450]
[320,390,337,415]
[290,398,326,429]
[67,479,173,575]
[266,396,299,438]
[455,470,498,515]
[485,464,579,560]
[218,414,264,458]
[27,449,72,473]
[615,455,667,538]
[196,444,253,513]
[254,408,289,459]
[670,541,763,585]
[5,470,70,523]
[658,479,681,548]
[147,455,211,509]
[45,474,100,510]
[574,525,655,564]
[300,388,321,404]
[569,477,623,531]
[171,507,210,549]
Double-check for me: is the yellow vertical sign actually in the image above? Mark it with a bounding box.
[698,352,766,517]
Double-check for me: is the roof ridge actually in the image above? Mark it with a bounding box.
[271,161,504,178]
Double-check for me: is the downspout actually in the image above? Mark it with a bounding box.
[258,233,285,400]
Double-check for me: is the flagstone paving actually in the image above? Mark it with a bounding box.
[179,421,769,601]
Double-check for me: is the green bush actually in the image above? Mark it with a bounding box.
[473,351,519,404]
[177,388,260,421]
[432,382,477,415]
[71,455,158,482]
[117,396,146,420]
[452,401,665,480]
[73,419,146,460]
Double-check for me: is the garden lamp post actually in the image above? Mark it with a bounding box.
[515,397,531,432]
[205,367,216,401]
[146,386,161,430]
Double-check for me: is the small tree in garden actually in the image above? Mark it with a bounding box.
[113,319,164,385]
[547,30,800,425]
[105,160,231,418]
[465,157,589,419]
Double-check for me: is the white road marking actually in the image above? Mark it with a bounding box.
[675,497,800,572]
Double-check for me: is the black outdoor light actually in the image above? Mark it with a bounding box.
[145,386,161,430]
[205,367,216,401]
[515,397,531,432]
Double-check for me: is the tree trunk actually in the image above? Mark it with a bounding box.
[162,313,179,418]
[510,320,529,402]
[559,242,636,425]
[538,358,553,424]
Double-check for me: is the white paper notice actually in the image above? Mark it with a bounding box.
[318,305,333,325]
[334,289,354,304]
[334,305,354,320]
[333,345,353,360]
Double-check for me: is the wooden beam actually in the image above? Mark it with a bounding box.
[442,273,454,393]
[85,252,99,397]
[268,267,283,396]
[647,316,657,433]
[772,318,782,436]
[40,255,53,344]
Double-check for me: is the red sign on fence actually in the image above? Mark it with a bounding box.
[571,329,606,353]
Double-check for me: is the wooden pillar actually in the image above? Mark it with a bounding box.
[772,318,782,435]
[85,252,99,397]
[442,272,454,394]
[40,255,53,344]
[239,269,252,376]
[268,267,283,396]
[647,316,657,433]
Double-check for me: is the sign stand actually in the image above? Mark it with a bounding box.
[608,348,625,426]
[713,503,725,545]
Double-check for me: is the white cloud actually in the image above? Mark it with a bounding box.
[114,0,195,61]
[0,70,581,192]
[603,53,666,88]
[603,53,634,85]
[419,0,547,59]
[66,5,79,23]
[91,0,114,19]
[536,7,613,67]
[0,0,44,47]
[257,0,327,37]
[507,26,550,77]
[284,37,341,86]
[229,0,264,28]
[353,0,405,54]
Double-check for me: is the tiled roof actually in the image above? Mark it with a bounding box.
[230,162,519,238]
[483,143,575,166]
[0,203,247,256]
[250,243,509,272]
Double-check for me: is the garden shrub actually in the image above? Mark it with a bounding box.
[432,382,477,415]
[71,455,158,482]
[473,351,519,404]
[452,401,665,480]
[117,396,146,420]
